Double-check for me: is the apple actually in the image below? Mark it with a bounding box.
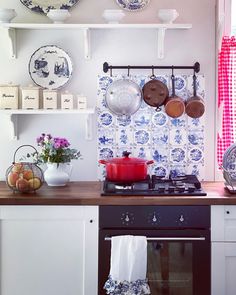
[11,163,23,173]
[23,169,34,180]
[7,172,19,187]
[28,177,41,190]
[16,178,29,192]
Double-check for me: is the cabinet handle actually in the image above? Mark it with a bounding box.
[90,219,93,223]
[226,211,230,214]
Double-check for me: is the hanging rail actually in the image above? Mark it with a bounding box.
[103,61,200,74]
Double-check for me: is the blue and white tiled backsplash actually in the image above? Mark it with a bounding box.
[97,74,205,180]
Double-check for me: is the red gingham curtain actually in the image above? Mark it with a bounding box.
[217,36,236,166]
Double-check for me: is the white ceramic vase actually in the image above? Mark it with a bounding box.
[44,162,72,186]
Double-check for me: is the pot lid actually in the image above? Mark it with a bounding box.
[105,151,148,164]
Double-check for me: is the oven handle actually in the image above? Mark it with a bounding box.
[104,236,206,241]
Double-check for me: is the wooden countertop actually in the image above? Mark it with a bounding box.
[0,181,236,205]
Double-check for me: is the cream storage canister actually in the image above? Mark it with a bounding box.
[0,84,18,109]
[21,85,40,109]
[43,90,57,109]
[77,94,87,109]
[61,91,73,109]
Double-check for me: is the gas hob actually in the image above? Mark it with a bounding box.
[101,174,206,196]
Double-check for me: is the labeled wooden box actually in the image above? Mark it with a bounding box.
[77,95,87,109]
[61,92,73,109]
[0,84,19,109]
[21,85,40,109]
[43,90,57,109]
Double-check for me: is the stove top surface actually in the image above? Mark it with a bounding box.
[101,175,207,196]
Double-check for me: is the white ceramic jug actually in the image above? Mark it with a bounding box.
[44,162,72,186]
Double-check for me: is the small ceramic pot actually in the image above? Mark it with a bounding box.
[102,9,125,24]
[158,9,179,24]
[47,9,71,24]
[0,9,16,23]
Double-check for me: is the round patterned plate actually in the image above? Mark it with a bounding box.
[29,45,73,90]
[115,0,150,11]
[20,0,80,14]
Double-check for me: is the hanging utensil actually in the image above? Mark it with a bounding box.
[185,73,205,118]
[105,77,142,116]
[142,67,169,111]
[164,70,185,118]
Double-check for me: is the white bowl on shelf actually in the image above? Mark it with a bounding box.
[0,8,16,23]
[158,9,179,24]
[47,9,71,24]
[102,9,125,24]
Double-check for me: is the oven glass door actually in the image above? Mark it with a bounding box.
[99,229,210,295]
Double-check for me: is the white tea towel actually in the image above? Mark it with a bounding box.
[104,235,150,295]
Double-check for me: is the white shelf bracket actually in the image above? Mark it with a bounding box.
[6,114,18,140]
[157,28,166,59]
[83,28,91,60]
[85,113,93,140]
[5,28,16,59]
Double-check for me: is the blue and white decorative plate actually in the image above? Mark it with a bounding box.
[115,0,150,11]
[20,0,79,14]
[29,45,73,90]
[170,147,186,163]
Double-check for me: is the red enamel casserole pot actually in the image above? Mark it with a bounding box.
[99,151,154,183]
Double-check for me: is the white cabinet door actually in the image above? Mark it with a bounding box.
[0,206,98,295]
[212,242,236,295]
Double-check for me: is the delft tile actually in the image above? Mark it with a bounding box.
[187,130,204,146]
[152,164,169,178]
[116,115,132,127]
[134,129,151,145]
[98,147,115,160]
[170,75,187,93]
[187,116,205,129]
[186,74,204,94]
[170,147,187,164]
[156,75,169,86]
[169,129,187,145]
[98,111,114,128]
[116,128,133,146]
[97,164,107,181]
[116,147,133,157]
[188,147,204,163]
[152,111,169,128]
[133,146,152,160]
[151,128,169,146]
[169,165,187,177]
[169,115,187,128]
[98,128,115,146]
[133,111,151,128]
[98,75,113,93]
[152,147,169,164]
[187,163,205,180]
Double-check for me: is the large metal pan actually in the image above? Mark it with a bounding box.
[105,78,142,116]
[142,77,169,111]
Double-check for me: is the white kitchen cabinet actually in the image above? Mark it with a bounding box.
[0,205,98,295]
[211,205,236,295]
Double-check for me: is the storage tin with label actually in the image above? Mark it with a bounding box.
[21,85,40,109]
[43,90,57,109]
[77,94,87,109]
[0,84,19,109]
[61,91,73,109]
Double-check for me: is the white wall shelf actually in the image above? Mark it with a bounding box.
[0,108,95,141]
[1,23,192,59]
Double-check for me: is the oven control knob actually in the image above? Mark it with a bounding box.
[121,212,134,225]
[148,213,160,225]
[179,214,185,223]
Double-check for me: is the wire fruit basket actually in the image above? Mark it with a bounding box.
[6,145,44,193]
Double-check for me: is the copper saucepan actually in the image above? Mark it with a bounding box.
[164,74,185,118]
[185,74,205,118]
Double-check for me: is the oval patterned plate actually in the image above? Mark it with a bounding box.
[29,45,73,90]
[20,0,80,14]
[115,0,150,11]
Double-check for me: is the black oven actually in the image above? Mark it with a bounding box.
[98,205,210,295]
